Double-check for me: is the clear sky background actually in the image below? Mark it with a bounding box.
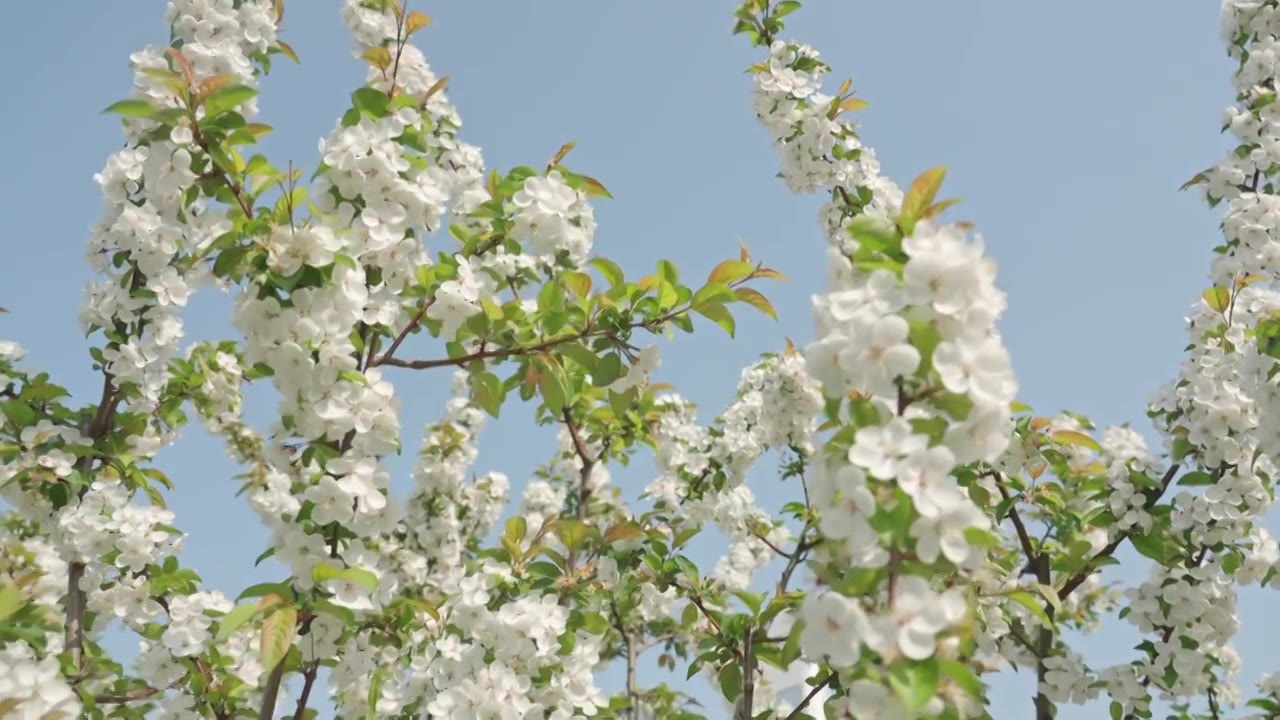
[0,2,1261,718]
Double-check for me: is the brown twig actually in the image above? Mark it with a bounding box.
[783,673,834,720]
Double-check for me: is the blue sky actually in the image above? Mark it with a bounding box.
[0,2,1253,717]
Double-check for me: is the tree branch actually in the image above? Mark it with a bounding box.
[783,673,833,720]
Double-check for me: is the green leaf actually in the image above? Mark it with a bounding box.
[537,366,568,413]
[1005,590,1054,629]
[1176,470,1215,487]
[505,516,528,546]
[312,564,379,592]
[888,659,940,713]
[553,518,592,552]
[718,662,743,703]
[579,611,609,635]
[537,280,566,314]
[352,87,391,117]
[962,527,999,550]
[695,303,736,337]
[1129,532,1166,563]
[592,353,624,387]
[338,369,368,385]
[0,401,35,429]
[938,658,983,698]
[691,282,737,308]
[204,85,258,117]
[0,586,23,620]
[471,370,503,418]
[590,257,624,287]
[773,0,802,18]
[215,601,260,641]
[102,99,156,118]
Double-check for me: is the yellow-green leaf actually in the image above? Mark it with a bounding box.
[0,585,22,620]
[734,287,777,320]
[837,77,852,97]
[839,96,869,112]
[312,564,379,592]
[553,518,592,551]
[215,601,259,641]
[602,521,646,546]
[405,10,432,34]
[581,175,613,199]
[1051,430,1101,453]
[102,100,156,118]
[900,166,948,225]
[561,271,592,298]
[276,39,300,64]
[1005,590,1054,629]
[920,197,963,220]
[1202,286,1230,313]
[695,303,736,337]
[362,47,392,71]
[1179,171,1209,192]
[707,259,754,285]
[259,604,297,671]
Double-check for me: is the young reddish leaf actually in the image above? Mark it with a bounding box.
[547,141,577,170]
[735,287,777,320]
[900,166,948,224]
[424,76,450,101]
[750,267,788,281]
[739,239,752,263]
[276,40,300,64]
[920,197,964,220]
[581,175,613,199]
[165,47,195,86]
[1179,171,1209,192]
[197,74,238,101]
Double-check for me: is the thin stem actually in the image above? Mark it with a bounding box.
[783,674,834,720]
[292,660,320,720]
[1058,464,1179,601]
[373,297,435,367]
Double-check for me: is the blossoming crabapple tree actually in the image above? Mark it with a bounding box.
[3,0,1280,718]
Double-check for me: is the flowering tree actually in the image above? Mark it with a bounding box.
[2,0,1278,718]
